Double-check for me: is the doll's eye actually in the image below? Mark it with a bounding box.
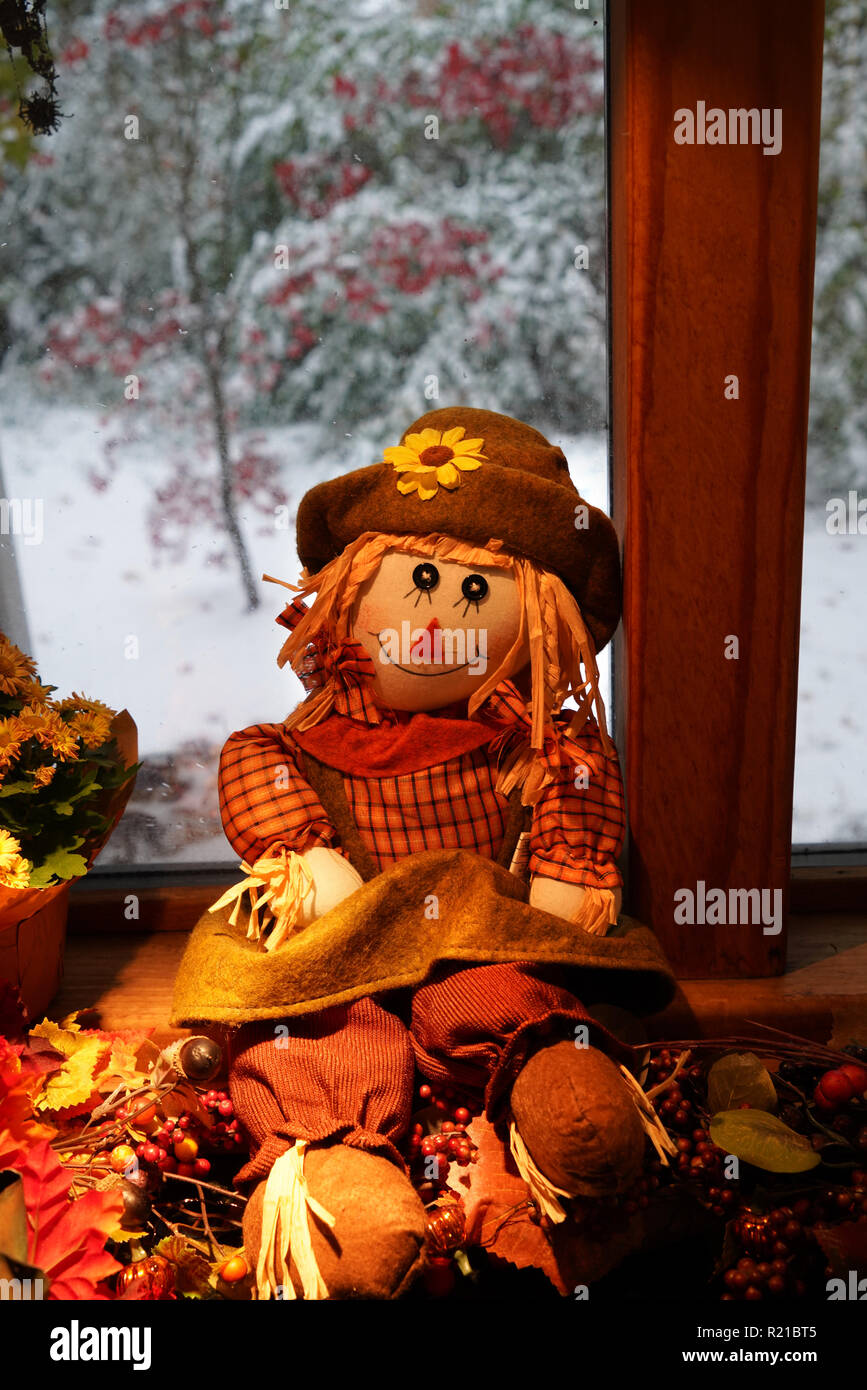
[411,562,440,593]
[406,562,440,602]
[460,574,489,604]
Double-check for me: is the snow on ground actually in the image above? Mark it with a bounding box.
[792,510,867,844]
[1,399,863,856]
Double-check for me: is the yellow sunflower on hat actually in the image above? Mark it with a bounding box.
[383,426,486,500]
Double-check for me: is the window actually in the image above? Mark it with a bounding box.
[0,0,610,866]
[793,0,867,851]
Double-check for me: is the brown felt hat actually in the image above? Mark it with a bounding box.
[296,407,622,653]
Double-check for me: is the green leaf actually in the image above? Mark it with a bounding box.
[707,1052,778,1115]
[0,780,39,798]
[709,1110,821,1173]
[28,846,89,887]
[66,778,102,803]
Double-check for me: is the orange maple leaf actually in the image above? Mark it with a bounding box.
[18,1140,123,1299]
[0,1045,56,1170]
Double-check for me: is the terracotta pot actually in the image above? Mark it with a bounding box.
[0,881,70,1022]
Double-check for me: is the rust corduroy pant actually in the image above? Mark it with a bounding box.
[228,962,605,1189]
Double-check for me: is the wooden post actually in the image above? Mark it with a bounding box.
[608,0,825,976]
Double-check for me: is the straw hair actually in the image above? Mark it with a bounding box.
[265,531,612,772]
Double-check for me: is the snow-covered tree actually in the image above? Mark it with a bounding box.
[0,0,606,604]
[807,0,867,500]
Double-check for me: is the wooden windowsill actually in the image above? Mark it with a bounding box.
[53,907,867,1052]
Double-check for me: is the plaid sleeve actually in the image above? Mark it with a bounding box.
[528,717,625,891]
[218,723,339,863]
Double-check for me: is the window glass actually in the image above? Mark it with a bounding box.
[0,0,609,864]
[793,0,867,847]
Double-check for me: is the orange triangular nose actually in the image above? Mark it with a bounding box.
[425,617,442,634]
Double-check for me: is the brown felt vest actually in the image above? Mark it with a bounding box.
[297,747,531,884]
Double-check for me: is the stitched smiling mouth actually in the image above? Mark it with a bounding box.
[368,631,470,678]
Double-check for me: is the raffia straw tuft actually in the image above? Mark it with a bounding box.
[208,847,314,952]
[255,1142,335,1301]
[508,1121,572,1225]
[618,1065,680,1167]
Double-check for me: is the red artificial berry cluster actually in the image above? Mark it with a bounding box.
[798,1186,867,1223]
[736,1205,806,1260]
[618,1169,661,1215]
[648,1053,706,1131]
[850,1169,867,1214]
[200,1090,244,1154]
[407,1083,479,1184]
[723,1205,816,1299]
[645,1055,742,1216]
[134,1113,212,1179]
[672,1129,734,1210]
[813,1063,867,1112]
[722,1256,805,1301]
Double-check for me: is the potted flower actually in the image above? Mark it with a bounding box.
[0,633,138,1019]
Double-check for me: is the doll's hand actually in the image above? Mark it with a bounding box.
[529,875,622,937]
[294,846,364,925]
[210,845,365,952]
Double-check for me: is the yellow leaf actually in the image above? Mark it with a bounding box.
[109,1226,148,1244]
[94,1038,144,1093]
[35,1037,104,1111]
[30,1017,84,1058]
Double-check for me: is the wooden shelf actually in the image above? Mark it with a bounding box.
[50,910,867,1051]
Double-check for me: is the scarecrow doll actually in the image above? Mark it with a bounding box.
[173,407,674,1300]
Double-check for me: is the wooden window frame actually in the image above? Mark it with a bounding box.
[606,0,844,978]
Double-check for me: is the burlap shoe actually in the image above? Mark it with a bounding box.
[510,1040,645,1199]
[243,1142,427,1300]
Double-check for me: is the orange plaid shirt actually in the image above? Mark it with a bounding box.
[218,679,625,891]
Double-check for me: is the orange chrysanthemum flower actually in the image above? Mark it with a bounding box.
[0,827,24,872]
[0,853,32,889]
[69,709,113,750]
[48,721,80,761]
[0,718,22,771]
[32,764,56,788]
[0,638,37,696]
[13,705,79,761]
[384,426,486,500]
[12,703,56,744]
[55,693,115,719]
[18,676,54,704]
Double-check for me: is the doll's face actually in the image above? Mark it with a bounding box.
[351,550,528,712]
